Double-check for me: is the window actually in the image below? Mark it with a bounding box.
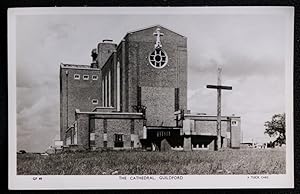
[114,134,123,147]
[102,79,105,106]
[105,75,108,107]
[175,88,180,111]
[231,120,238,126]
[131,141,134,148]
[92,99,98,105]
[103,141,107,148]
[148,49,168,69]
[108,70,111,107]
[92,75,98,80]
[83,75,89,80]
[74,74,80,80]
[116,62,121,111]
[156,131,171,137]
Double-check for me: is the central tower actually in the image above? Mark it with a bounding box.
[122,25,188,127]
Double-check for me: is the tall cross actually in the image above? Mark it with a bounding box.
[206,67,232,150]
[153,28,164,49]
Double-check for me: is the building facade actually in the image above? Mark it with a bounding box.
[60,25,241,151]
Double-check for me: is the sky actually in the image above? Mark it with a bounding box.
[15,8,291,152]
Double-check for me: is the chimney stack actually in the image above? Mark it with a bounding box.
[96,39,117,69]
[91,48,98,68]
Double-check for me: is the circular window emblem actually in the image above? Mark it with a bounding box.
[148,49,168,69]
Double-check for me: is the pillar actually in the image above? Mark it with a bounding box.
[183,136,192,151]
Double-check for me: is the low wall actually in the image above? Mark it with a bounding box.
[74,110,144,149]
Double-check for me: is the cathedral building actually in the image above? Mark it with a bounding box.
[60,25,241,151]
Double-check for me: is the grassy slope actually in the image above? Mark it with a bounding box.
[17,149,286,175]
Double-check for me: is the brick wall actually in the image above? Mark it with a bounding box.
[93,116,143,149]
[194,120,229,137]
[60,65,101,144]
[141,86,175,126]
[76,113,89,149]
[183,116,229,137]
[123,26,187,126]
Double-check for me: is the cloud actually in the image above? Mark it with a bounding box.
[188,74,285,141]
[17,86,59,153]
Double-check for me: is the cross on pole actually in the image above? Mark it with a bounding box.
[206,67,232,150]
[153,28,164,49]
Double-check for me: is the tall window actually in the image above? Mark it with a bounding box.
[117,62,121,111]
[102,79,105,106]
[175,88,180,111]
[105,74,108,107]
[108,70,111,107]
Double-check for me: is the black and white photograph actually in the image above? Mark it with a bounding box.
[8,7,294,189]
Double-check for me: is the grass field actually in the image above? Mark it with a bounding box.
[17,149,286,175]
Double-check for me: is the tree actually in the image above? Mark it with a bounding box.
[264,113,286,146]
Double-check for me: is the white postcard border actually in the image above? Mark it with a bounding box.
[8,6,294,190]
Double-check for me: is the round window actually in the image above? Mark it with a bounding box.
[148,49,168,69]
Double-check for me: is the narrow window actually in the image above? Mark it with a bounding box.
[102,79,105,106]
[74,74,80,80]
[137,86,141,107]
[108,70,111,107]
[105,75,108,107]
[116,61,121,111]
[92,75,98,80]
[92,99,98,105]
[83,75,89,80]
[175,88,179,111]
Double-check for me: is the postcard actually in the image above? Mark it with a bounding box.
[8,7,294,189]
